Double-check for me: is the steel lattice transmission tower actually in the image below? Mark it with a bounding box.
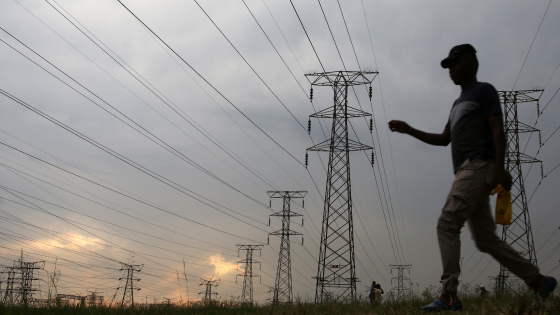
[2,266,17,305]
[389,265,412,299]
[268,191,307,305]
[118,262,143,307]
[306,71,378,303]
[19,260,45,306]
[2,252,45,306]
[199,278,219,302]
[236,245,263,304]
[495,89,543,292]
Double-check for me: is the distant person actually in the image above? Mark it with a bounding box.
[479,284,489,298]
[374,284,384,303]
[368,281,376,304]
[388,44,557,312]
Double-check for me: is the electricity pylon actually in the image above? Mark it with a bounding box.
[268,191,307,305]
[236,245,264,305]
[118,262,143,307]
[19,260,45,306]
[2,252,45,306]
[86,291,104,307]
[306,71,377,303]
[389,265,412,299]
[495,89,543,292]
[199,278,219,302]
[3,266,16,305]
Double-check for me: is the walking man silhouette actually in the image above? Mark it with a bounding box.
[388,44,557,311]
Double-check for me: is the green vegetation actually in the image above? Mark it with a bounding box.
[1,286,559,315]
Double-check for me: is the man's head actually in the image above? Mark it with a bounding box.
[441,44,478,86]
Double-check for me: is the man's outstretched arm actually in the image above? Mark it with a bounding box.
[388,120,450,146]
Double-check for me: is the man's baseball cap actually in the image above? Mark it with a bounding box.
[441,44,477,68]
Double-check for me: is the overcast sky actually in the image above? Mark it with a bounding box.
[0,0,559,304]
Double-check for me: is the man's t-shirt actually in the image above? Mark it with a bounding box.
[445,82,502,173]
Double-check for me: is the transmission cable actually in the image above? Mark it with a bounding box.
[235,0,327,242]
[308,0,406,266]
[0,194,227,264]
[0,129,235,247]
[540,86,560,123]
[0,34,272,219]
[0,152,238,251]
[336,0,361,70]
[348,121,404,265]
[0,139,261,243]
[43,0,282,192]
[287,0,325,72]
[0,87,268,231]
[0,179,235,258]
[116,0,304,167]
[193,0,305,132]
[0,28,272,213]
[512,0,552,90]
[537,228,559,253]
[315,0,408,266]
[359,0,414,269]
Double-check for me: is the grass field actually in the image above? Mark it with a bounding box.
[1,287,559,314]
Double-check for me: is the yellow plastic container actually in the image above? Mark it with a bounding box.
[491,184,512,225]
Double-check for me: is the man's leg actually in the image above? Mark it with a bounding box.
[437,215,463,298]
[468,194,541,288]
[437,160,494,301]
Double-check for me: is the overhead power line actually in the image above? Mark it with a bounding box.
[1,25,272,211]
[512,0,552,90]
[0,136,261,243]
[43,0,283,192]
[0,78,269,227]
[116,0,304,167]
[194,0,306,132]
[0,128,235,248]
[358,0,413,268]
[288,0,325,72]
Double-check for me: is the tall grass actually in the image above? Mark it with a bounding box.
[1,285,558,315]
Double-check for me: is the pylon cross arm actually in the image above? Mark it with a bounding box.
[310,106,372,119]
[270,210,302,217]
[305,71,378,86]
[506,152,542,164]
[507,121,540,134]
[269,230,303,236]
[267,191,307,198]
[501,89,544,103]
[307,139,372,152]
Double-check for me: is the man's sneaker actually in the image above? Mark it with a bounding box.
[533,276,557,306]
[420,298,463,312]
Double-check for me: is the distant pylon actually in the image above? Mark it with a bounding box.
[19,260,45,306]
[118,262,143,307]
[306,71,378,303]
[86,291,104,307]
[268,191,307,305]
[199,278,220,302]
[389,265,412,299]
[3,266,16,305]
[496,90,543,292]
[236,245,264,304]
[3,251,45,306]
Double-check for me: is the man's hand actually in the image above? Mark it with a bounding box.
[388,120,450,146]
[388,120,411,134]
[495,167,512,191]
